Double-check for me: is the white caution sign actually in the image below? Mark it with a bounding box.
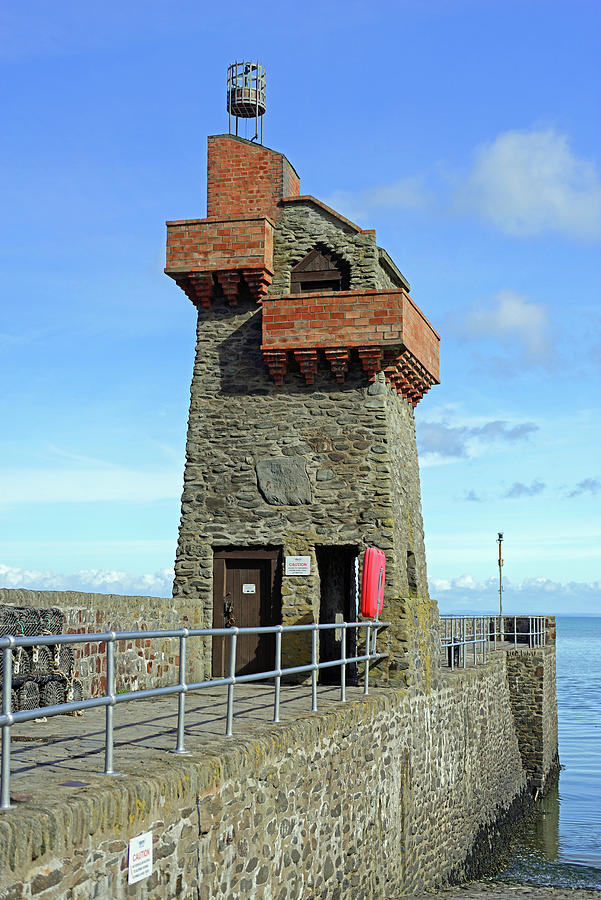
[128,831,153,885]
[285,555,311,576]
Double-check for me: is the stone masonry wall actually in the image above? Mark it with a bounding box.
[270,200,401,297]
[506,641,559,791]
[0,648,556,900]
[173,289,435,683]
[0,589,204,698]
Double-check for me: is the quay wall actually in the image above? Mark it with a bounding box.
[0,645,557,899]
[506,644,559,791]
[0,589,200,699]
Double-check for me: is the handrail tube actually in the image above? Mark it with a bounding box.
[439,614,547,671]
[0,619,389,806]
[0,620,389,651]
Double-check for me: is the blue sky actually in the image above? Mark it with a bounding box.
[1,0,599,613]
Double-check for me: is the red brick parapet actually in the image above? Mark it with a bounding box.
[261,288,440,404]
[165,216,274,306]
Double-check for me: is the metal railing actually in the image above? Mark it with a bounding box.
[0,620,388,811]
[440,615,547,670]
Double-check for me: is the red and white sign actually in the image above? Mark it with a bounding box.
[285,555,311,576]
[128,831,153,884]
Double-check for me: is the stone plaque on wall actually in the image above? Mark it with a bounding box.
[256,457,312,506]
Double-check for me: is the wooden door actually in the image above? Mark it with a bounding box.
[212,550,280,677]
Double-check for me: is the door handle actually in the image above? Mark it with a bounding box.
[223,593,236,628]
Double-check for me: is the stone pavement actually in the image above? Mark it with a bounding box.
[5,682,362,805]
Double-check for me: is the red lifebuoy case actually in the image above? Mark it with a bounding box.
[360,548,386,618]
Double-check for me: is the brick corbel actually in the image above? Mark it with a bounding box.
[176,273,213,309]
[325,349,350,383]
[241,268,273,304]
[216,270,241,306]
[172,265,273,309]
[262,350,288,386]
[357,347,383,382]
[294,350,319,385]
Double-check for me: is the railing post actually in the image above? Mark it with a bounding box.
[311,626,318,712]
[104,633,118,776]
[273,626,282,724]
[225,629,238,737]
[481,617,485,664]
[172,631,189,754]
[514,616,517,650]
[340,624,347,702]
[1,642,14,810]
[364,624,370,695]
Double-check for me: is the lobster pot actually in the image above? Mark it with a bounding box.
[44,607,64,635]
[66,679,84,703]
[31,644,54,676]
[0,605,20,637]
[18,680,40,711]
[10,688,18,713]
[41,680,65,707]
[12,647,32,679]
[53,644,75,675]
[20,607,40,636]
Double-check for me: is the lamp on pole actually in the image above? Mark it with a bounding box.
[497,532,504,641]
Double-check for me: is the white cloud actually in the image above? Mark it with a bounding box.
[0,563,174,597]
[429,573,601,615]
[326,127,601,241]
[456,128,601,239]
[449,290,551,362]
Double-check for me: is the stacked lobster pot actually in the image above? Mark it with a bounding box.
[0,604,83,714]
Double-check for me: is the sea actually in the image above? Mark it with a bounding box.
[495,615,601,890]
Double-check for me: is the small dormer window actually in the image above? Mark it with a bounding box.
[290,248,350,293]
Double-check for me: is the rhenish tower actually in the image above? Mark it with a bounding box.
[165,62,440,688]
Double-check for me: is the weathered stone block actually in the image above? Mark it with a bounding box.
[255,456,312,506]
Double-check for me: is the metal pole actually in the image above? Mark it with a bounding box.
[172,632,189,754]
[1,643,14,810]
[340,624,347,702]
[225,630,238,737]
[311,626,318,712]
[228,64,231,135]
[364,624,370,695]
[104,633,118,775]
[273,627,282,723]
[498,533,504,641]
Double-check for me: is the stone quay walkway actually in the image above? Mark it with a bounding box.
[5,683,366,804]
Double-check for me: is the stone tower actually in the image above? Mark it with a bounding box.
[165,133,440,688]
